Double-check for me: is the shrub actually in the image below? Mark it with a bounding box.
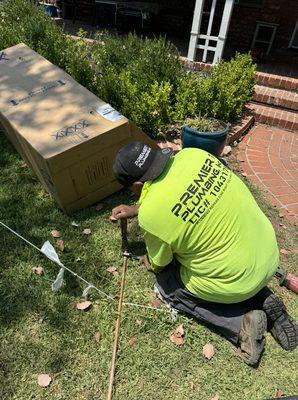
[64,31,98,92]
[92,32,184,90]
[0,0,67,67]
[174,73,213,121]
[127,36,184,89]
[131,81,173,135]
[174,54,255,124]
[209,53,256,121]
[102,71,173,135]
[75,32,183,135]
[174,75,200,121]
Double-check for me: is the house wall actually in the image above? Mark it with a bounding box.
[71,0,298,53]
[137,0,298,51]
[149,0,195,35]
[226,0,298,52]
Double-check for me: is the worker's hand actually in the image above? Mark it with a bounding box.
[110,204,139,221]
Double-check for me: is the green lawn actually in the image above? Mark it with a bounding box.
[0,131,297,400]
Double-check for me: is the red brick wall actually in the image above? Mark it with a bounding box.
[217,0,298,52]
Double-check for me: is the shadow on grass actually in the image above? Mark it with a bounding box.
[127,240,147,256]
[0,319,74,398]
[0,133,122,329]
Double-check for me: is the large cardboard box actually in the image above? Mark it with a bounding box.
[0,43,157,213]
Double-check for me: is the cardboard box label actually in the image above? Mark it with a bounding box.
[96,104,124,122]
[0,51,31,65]
[9,80,66,107]
[0,51,10,62]
[51,119,91,144]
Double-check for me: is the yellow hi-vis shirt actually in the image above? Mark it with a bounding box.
[138,148,279,304]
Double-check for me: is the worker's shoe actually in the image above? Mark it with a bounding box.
[238,310,267,366]
[262,293,297,351]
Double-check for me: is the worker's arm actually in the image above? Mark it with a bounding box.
[111,206,174,272]
[143,231,174,274]
[111,204,139,220]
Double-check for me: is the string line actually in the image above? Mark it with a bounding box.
[0,221,166,313]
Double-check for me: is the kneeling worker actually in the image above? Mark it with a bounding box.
[111,141,297,366]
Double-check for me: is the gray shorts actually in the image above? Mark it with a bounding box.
[155,265,270,344]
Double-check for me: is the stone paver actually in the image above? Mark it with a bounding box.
[238,124,298,224]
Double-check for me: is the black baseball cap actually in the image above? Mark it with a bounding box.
[113,141,173,187]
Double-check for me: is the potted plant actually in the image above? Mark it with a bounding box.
[181,115,230,157]
[40,0,58,17]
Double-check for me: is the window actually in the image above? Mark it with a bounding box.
[251,21,278,56]
[289,20,298,48]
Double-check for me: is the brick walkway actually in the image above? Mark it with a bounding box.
[237,124,298,225]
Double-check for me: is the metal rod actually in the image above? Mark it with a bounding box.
[120,219,128,253]
[107,253,128,400]
[107,219,128,400]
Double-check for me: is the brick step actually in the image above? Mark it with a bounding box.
[247,103,298,132]
[253,85,298,111]
[255,71,298,92]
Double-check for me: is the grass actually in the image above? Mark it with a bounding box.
[0,131,297,400]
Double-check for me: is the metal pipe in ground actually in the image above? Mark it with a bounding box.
[107,219,128,400]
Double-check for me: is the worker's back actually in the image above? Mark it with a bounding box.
[138,148,279,303]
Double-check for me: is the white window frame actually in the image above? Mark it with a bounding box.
[251,21,278,56]
[289,19,298,49]
[188,0,235,65]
